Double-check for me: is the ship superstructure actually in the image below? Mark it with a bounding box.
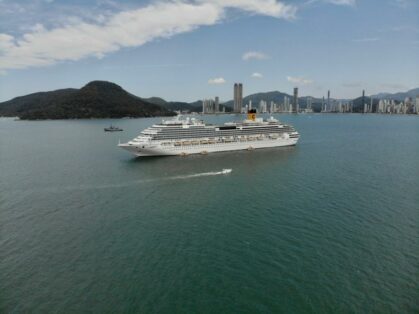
[118,110,299,157]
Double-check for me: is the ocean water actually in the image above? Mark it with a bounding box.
[0,114,418,313]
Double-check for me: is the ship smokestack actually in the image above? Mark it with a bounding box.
[247,109,256,121]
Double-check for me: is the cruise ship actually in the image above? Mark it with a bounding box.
[118,110,299,157]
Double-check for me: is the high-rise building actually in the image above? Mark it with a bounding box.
[202,99,215,114]
[306,97,312,110]
[259,100,267,113]
[215,96,219,113]
[233,83,243,113]
[378,100,383,113]
[327,90,330,112]
[284,96,290,112]
[362,90,366,113]
[234,83,238,112]
[293,87,299,113]
[270,101,277,113]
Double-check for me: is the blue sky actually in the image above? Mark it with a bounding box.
[0,0,418,102]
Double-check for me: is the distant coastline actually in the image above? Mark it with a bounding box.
[1,80,418,120]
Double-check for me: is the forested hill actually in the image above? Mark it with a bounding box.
[0,81,175,120]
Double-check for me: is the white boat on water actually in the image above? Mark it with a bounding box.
[118,110,299,157]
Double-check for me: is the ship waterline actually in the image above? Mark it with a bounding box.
[118,112,299,157]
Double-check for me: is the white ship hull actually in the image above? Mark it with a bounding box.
[119,137,298,157]
[119,114,299,157]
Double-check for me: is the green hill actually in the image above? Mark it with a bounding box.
[0,81,175,120]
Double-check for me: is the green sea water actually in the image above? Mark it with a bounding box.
[0,114,418,313]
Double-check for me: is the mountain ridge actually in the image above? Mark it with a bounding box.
[370,88,419,101]
[1,82,417,119]
[0,81,175,120]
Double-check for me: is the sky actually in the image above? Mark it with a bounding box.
[0,0,418,102]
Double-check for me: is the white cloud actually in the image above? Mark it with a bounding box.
[389,25,419,33]
[205,0,297,19]
[323,0,355,5]
[251,72,263,78]
[287,76,313,85]
[0,0,296,71]
[305,0,355,6]
[242,51,269,61]
[208,77,226,84]
[0,34,14,50]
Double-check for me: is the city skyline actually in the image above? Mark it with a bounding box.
[196,80,419,114]
[0,0,418,102]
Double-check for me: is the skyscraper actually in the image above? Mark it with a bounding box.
[284,96,290,112]
[202,99,215,114]
[233,83,243,113]
[306,97,312,110]
[362,90,366,113]
[327,90,330,112]
[293,87,298,113]
[215,96,219,113]
[259,100,267,113]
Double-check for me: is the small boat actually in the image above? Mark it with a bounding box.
[221,169,232,174]
[104,125,123,132]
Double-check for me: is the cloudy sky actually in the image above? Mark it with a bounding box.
[0,0,418,102]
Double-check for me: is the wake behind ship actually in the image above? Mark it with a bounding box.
[118,110,299,157]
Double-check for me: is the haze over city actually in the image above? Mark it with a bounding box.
[0,0,418,102]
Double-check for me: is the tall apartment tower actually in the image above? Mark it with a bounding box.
[284,96,290,112]
[202,99,214,114]
[306,97,312,110]
[327,90,330,112]
[362,90,365,113]
[234,83,243,113]
[215,96,219,113]
[293,87,299,113]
